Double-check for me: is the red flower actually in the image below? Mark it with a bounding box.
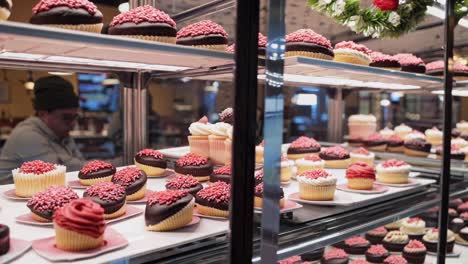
[373,0,399,11]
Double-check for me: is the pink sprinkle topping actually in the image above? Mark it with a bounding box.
[388,135,403,143]
[33,0,98,14]
[136,149,163,159]
[431,228,439,232]
[80,160,114,175]
[213,164,232,175]
[289,136,320,149]
[299,169,332,179]
[227,44,235,53]
[405,240,426,249]
[177,153,209,166]
[112,167,142,186]
[258,32,268,47]
[365,132,385,141]
[352,147,370,155]
[255,170,264,181]
[449,208,457,214]
[381,159,408,168]
[19,160,56,174]
[148,190,188,206]
[393,53,425,66]
[407,217,422,223]
[323,248,348,260]
[278,256,302,264]
[345,236,369,246]
[321,146,349,157]
[85,182,125,202]
[426,60,468,72]
[304,155,322,161]
[460,212,468,218]
[255,183,264,193]
[177,20,227,38]
[196,182,230,203]
[199,116,208,124]
[367,244,388,255]
[384,255,407,264]
[258,140,265,147]
[335,41,372,55]
[370,52,398,63]
[285,29,332,49]
[351,260,370,264]
[458,202,468,210]
[27,186,78,212]
[166,175,199,188]
[110,5,174,27]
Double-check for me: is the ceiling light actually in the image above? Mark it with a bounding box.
[48,71,73,76]
[24,81,34,90]
[292,94,318,106]
[380,99,391,107]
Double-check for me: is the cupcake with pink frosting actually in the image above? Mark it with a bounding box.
[333,41,372,66]
[350,147,375,166]
[285,29,334,60]
[177,20,228,51]
[226,33,267,58]
[188,116,212,158]
[393,53,426,73]
[426,60,468,81]
[370,52,401,70]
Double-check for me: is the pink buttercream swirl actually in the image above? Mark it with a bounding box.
[381,159,408,168]
[110,5,175,27]
[147,190,189,206]
[383,255,407,264]
[346,162,375,179]
[323,248,348,260]
[345,236,369,246]
[53,198,106,238]
[335,41,372,55]
[370,52,398,63]
[33,0,98,14]
[299,169,332,179]
[367,244,388,255]
[177,20,227,38]
[19,160,56,174]
[321,146,349,157]
[352,147,370,155]
[285,29,332,49]
[85,182,126,202]
[289,136,321,149]
[177,153,209,166]
[393,53,425,66]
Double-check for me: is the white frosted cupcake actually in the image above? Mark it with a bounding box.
[425,127,443,146]
[13,160,66,198]
[255,140,264,163]
[457,120,468,133]
[404,130,426,142]
[208,122,232,165]
[188,116,212,158]
[379,127,395,139]
[297,169,337,201]
[224,126,233,164]
[452,137,468,149]
[348,114,377,138]
[376,159,411,184]
[350,147,375,166]
[401,218,426,239]
[395,123,412,139]
[295,155,325,174]
[280,155,295,183]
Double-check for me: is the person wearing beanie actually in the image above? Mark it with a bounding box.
[0,76,86,184]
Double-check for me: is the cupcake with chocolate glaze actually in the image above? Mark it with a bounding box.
[254,183,284,209]
[83,182,127,219]
[366,227,388,244]
[457,202,468,214]
[370,52,401,70]
[175,153,213,182]
[393,53,426,73]
[176,20,228,50]
[450,198,463,209]
[285,29,334,60]
[366,244,390,263]
[13,160,66,198]
[111,167,147,201]
[363,133,387,152]
[0,224,9,255]
[134,149,167,177]
[451,218,465,233]
[30,0,103,33]
[334,41,372,66]
[53,198,106,251]
[387,135,404,153]
[426,60,468,81]
[301,248,325,262]
[109,5,176,43]
[350,147,375,166]
[343,236,370,254]
[210,164,232,183]
[455,227,468,244]
[0,0,12,21]
[195,181,230,217]
[382,231,409,252]
[145,190,194,231]
[320,248,349,264]
[436,144,466,160]
[384,255,407,264]
[422,228,454,253]
[347,136,364,147]
[78,160,116,186]
[165,175,203,196]
[319,146,351,169]
[287,136,321,160]
[403,138,431,157]
[226,33,267,58]
[27,186,79,222]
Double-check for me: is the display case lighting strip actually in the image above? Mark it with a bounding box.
[258,74,421,90]
[432,89,468,97]
[0,52,191,72]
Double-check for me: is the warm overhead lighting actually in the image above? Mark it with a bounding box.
[432,89,468,97]
[118,2,129,13]
[102,78,120,86]
[292,93,318,106]
[48,71,73,76]
[24,81,34,90]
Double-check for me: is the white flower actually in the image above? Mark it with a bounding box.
[347,15,361,31]
[332,0,346,16]
[318,0,332,6]
[388,12,401,27]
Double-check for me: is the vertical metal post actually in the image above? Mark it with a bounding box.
[129,0,157,8]
[437,0,455,263]
[328,89,343,142]
[229,0,259,263]
[260,0,285,263]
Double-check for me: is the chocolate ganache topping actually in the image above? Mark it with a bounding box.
[134,149,167,169]
[195,182,230,211]
[145,190,193,226]
[174,153,213,176]
[319,146,350,160]
[30,0,103,25]
[404,138,431,152]
[210,164,232,183]
[83,182,126,214]
[111,167,147,195]
[78,160,116,180]
[165,175,203,196]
